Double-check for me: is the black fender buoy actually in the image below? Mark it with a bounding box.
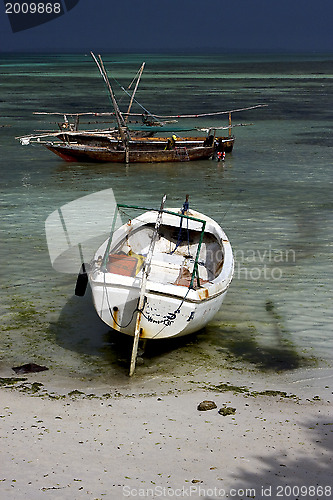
[75,263,89,296]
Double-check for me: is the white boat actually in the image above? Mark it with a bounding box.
[77,196,234,375]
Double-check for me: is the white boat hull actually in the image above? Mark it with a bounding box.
[90,276,230,339]
[88,207,234,340]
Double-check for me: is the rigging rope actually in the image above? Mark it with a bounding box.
[139,286,192,333]
[109,73,164,127]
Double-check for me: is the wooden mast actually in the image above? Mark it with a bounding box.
[91,52,131,161]
[125,62,145,124]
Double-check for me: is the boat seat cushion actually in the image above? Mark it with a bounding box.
[107,252,144,277]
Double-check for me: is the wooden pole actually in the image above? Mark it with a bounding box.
[90,52,130,147]
[129,194,167,376]
[125,62,145,124]
[144,104,267,120]
[32,104,266,120]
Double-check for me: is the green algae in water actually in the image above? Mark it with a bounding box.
[0,377,27,386]
[18,382,44,394]
[207,382,250,394]
[205,382,297,399]
[0,378,45,394]
[218,407,236,416]
[68,389,85,397]
[8,295,39,327]
[252,389,297,398]
[265,300,275,313]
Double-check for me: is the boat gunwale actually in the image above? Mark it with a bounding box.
[90,270,233,304]
[45,142,216,152]
[90,207,234,303]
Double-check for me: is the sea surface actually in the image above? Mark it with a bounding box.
[0,52,332,393]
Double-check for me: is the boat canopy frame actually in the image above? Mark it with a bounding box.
[102,203,207,290]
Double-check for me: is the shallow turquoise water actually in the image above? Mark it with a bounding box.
[0,52,332,384]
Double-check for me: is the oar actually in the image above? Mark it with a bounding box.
[129,194,167,376]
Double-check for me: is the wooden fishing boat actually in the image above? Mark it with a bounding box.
[76,196,234,375]
[17,52,265,164]
[44,134,234,163]
[54,129,235,150]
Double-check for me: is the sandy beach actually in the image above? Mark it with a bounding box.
[1,365,332,500]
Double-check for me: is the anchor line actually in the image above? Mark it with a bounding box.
[139,286,193,339]
[103,270,192,335]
